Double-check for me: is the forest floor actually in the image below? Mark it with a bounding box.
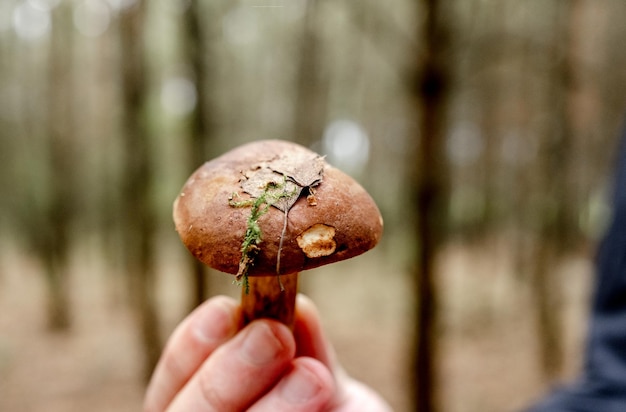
[0,234,593,412]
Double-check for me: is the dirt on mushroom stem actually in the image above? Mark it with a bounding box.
[241,272,299,328]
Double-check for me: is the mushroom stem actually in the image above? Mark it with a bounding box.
[241,272,299,329]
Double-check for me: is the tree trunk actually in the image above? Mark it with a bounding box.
[119,2,161,382]
[531,0,580,382]
[411,1,451,411]
[292,0,327,147]
[43,2,76,331]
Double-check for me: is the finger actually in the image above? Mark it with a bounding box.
[144,296,240,412]
[248,357,334,412]
[294,295,393,411]
[293,294,338,372]
[167,319,295,412]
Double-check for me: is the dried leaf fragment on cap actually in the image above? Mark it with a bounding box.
[230,152,325,288]
[241,153,325,212]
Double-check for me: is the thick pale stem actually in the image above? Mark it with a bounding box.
[241,272,299,329]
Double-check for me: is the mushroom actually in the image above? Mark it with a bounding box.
[173,140,383,328]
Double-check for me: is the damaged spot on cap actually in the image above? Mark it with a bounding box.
[296,224,337,258]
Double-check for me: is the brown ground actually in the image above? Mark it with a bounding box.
[0,234,593,412]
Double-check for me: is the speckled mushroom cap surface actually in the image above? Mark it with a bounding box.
[173,140,383,277]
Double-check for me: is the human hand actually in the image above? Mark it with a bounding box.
[143,294,392,412]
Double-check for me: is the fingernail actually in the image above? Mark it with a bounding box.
[241,322,285,365]
[280,365,323,404]
[193,297,237,344]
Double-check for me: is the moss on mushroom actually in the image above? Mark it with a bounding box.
[228,178,297,293]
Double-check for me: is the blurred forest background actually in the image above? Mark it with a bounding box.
[1,0,626,411]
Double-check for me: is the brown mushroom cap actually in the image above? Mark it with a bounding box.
[173,139,383,276]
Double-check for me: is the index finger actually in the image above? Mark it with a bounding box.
[144,296,241,412]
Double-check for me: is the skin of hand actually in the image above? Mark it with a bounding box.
[143,294,393,412]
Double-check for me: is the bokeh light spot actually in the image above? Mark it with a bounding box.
[74,0,111,38]
[160,76,198,117]
[322,119,370,174]
[13,1,51,40]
